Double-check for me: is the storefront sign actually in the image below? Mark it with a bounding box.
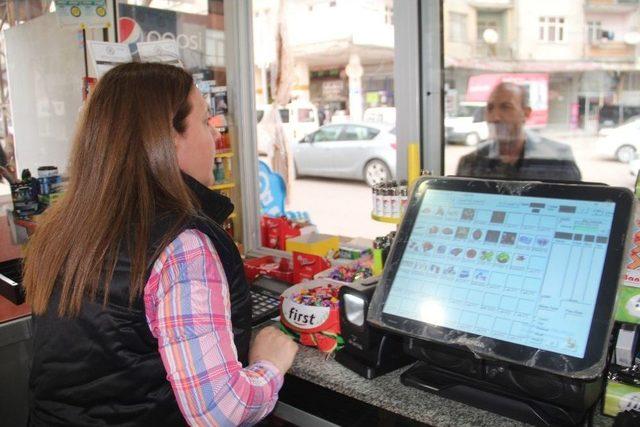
[321,80,344,100]
[466,73,549,127]
[118,4,209,70]
[55,0,110,29]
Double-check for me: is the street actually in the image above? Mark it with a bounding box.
[291,132,637,240]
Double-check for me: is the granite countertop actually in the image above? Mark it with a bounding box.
[261,322,615,427]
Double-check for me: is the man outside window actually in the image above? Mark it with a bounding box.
[456,82,581,182]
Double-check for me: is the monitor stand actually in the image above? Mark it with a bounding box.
[401,361,598,426]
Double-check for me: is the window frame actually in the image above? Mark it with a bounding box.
[231,0,421,254]
[449,11,468,43]
[539,16,566,43]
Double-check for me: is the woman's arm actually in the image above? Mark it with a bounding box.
[144,229,283,426]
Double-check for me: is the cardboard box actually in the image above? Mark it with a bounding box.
[285,233,340,257]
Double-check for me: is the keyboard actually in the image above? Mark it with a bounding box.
[250,276,290,326]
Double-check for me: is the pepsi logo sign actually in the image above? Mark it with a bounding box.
[118,17,202,51]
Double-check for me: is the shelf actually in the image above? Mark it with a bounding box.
[215,151,233,158]
[209,182,235,191]
[371,213,401,224]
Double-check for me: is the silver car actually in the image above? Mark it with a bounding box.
[293,122,396,187]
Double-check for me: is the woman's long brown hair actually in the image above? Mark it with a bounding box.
[24,62,199,316]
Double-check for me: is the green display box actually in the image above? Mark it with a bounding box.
[604,380,640,416]
[615,286,640,324]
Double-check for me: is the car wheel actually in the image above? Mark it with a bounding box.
[464,132,480,146]
[364,159,391,187]
[616,145,636,163]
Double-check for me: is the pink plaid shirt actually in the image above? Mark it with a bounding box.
[144,229,283,426]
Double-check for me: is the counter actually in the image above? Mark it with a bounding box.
[0,297,32,427]
[0,301,616,427]
[267,321,615,427]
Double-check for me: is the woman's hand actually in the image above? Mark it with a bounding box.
[249,326,299,374]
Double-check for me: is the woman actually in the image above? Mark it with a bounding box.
[24,62,297,426]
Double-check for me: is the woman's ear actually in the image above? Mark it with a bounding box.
[173,128,184,148]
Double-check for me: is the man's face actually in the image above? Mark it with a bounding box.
[485,85,532,157]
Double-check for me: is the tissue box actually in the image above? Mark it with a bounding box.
[285,233,340,257]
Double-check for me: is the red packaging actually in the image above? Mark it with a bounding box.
[292,251,331,284]
[260,216,302,250]
[243,256,294,284]
[261,216,285,249]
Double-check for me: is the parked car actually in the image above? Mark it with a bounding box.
[293,122,396,187]
[444,102,489,146]
[598,104,640,133]
[597,116,640,163]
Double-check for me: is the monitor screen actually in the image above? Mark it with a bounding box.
[368,177,636,379]
[382,189,616,359]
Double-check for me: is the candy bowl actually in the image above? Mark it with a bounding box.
[280,278,343,353]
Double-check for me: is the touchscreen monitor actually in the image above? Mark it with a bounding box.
[368,178,634,377]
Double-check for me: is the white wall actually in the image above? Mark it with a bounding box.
[516,0,584,61]
[287,0,393,48]
[586,11,636,42]
[5,13,85,176]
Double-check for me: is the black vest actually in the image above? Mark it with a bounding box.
[29,176,251,427]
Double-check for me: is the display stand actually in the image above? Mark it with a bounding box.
[370,213,400,224]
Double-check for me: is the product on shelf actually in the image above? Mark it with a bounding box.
[371,180,408,219]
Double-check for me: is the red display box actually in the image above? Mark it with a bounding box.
[292,251,331,284]
[260,215,303,250]
[243,256,294,284]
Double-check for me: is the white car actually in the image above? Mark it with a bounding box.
[444,102,489,146]
[598,117,640,163]
[293,122,396,187]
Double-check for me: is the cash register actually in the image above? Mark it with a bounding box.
[367,177,635,426]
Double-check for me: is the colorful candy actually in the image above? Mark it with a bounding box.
[327,262,373,283]
[289,285,341,308]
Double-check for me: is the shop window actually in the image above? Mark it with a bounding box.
[587,21,601,44]
[443,0,640,191]
[449,12,467,43]
[252,0,396,240]
[539,16,565,43]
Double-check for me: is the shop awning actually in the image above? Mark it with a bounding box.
[445,57,640,72]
